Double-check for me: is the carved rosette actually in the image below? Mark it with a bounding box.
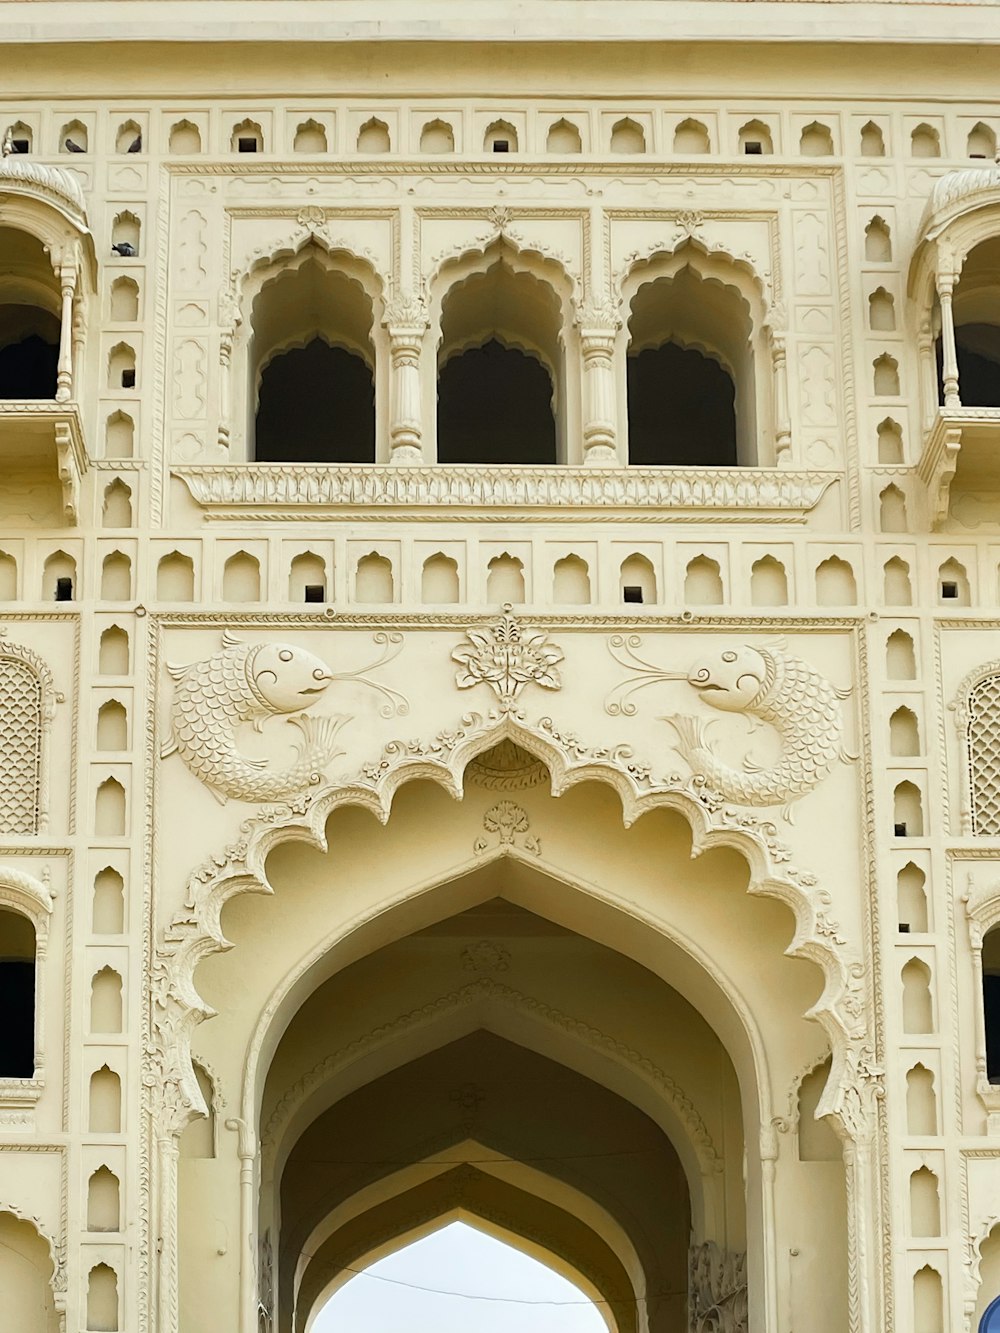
[452,606,563,709]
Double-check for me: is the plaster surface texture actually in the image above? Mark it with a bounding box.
[2,7,1000,1332]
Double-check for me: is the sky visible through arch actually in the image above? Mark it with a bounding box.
[312,1219,609,1333]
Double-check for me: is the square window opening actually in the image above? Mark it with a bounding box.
[622,586,644,604]
[940,581,958,599]
[744,141,763,155]
[55,576,73,602]
[492,140,510,153]
[304,584,326,604]
[238,137,258,153]
[894,821,907,837]
[121,369,136,389]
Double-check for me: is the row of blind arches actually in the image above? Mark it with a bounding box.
[10,115,998,159]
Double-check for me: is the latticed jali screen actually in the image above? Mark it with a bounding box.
[0,655,43,835]
[969,674,1000,836]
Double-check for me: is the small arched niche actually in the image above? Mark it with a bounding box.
[750,555,788,607]
[87,1262,119,1332]
[683,555,723,606]
[886,629,917,680]
[168,119,201,154]
[288,552,327,604]
[860,121,885,156]
[620,553,656,605]
[109,277,139,323]
[107,343,136,391]
[180,1062,217,1159]
[799,121,833,156]
[89,1065,122,1133]
[738,119,773,154]
[902,958,934,1032]
[912,1264,943,1333]
[546,118,581,153]
[421,553,460,604]
[5,122,33,154]
[910,123,941,157]
[897,862,928,933]
[92,866,125,935]
[483,119,517,153]
[894,781,924,838]
[485,553,525,604]
[797,1057,841,1161]
[865,216,892,262]
[60,119,88,153]
[938,557,970,606]
[420,119,455,153]
[909,1166,941,1236]
[815,555,857,606]
[115,120,141,154]
[0,550,17,600]
[222,551,261,603]
[231,119,263,153]
[877,417,904,463]
[96,700,128,752]
[673,118,710,153]
[889,705,920,757]
[87,1167,121,1232]
[100,551,132,602]
[435,246,566,465]
[156,551,195,602]
[293,119,327,153]
[905,1063,937,1134]
[879,483,908,533]
[883,557,912,606]
[89,967,123,1034]
[249,244,376,463]
[552,554,591,604]
[42,550,75,601]
[869,287,896,331]
[357,118,390,153]
[105,411,134,459]
[873,353,900,396]
[0,226,61,399]
[610,117,645,153]
[102,480,133,529]
[968,121,997,158]
[98,626,129,676]
[111,211,140,256]
[354,553,394,603]
[625,246,766,465]
[0,909,36,1076]
[95,778,127,838]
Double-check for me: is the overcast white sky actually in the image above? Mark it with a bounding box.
[312,1220,608,1333]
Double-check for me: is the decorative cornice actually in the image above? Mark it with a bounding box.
[173,464,835,521]
[0,157,87,228]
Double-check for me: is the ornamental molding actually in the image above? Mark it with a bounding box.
[150,708,869,1143]
[258,975,721,1175]
[689,1241,748,1333]
[172,464,835,521]
[0,155,88,229]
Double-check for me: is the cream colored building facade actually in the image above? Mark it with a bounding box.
[5,5,1000,1331]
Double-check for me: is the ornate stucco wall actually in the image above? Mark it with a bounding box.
[2,10,1000,1331]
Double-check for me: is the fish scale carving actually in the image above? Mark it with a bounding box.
[968,673,1000,835]
[0,656,43,834]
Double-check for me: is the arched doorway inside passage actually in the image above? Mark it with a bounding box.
[175,746,853,1333]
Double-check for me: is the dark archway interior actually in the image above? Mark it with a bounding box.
[0,910,35,1077]
[936,326,1000,408]
[0,307,59,399]
[437,340,556,465]
[985,929,1000,1083]
[627,343,737,466]
[255,339,375,463]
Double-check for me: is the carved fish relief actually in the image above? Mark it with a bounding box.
[161,631,348,804]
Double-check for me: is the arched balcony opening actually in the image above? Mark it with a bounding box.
[0,907,36,1077]
[0,227,60,399]
[436,252,565,465]
[248,246,376,463]
[624,249,768,466]
[935,236,1000,408]
[984,925,1000,1084]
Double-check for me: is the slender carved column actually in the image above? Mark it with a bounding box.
[155,1132,181,1333]
[383,294,428,462]
[918,320,937,431]
[217,285,242,452]
[937,272,961,408]
[771,329,792,461]
[578,302,621,464]
[836,1045,885,1333]
[225,1117,259,1333]
[55,258,78,402]
[758,1122,780,1332]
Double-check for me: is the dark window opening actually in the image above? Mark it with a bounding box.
[437,340,556,465]
[492,140,510,153]
[936,326,1000,408]
[0,960,34,1076]
[895,822,907,837]
[0,329,58,399]
[623,586,644,604]
[744,141,763,155]
[304,584,325,603]
[985,972,1000,1083]
[238,137,258,153]
[941,581,958,599]
[11,139,29,155]
[899,922,911,933]
[121,368,135,389]
[255,339,375,464]
[627,343,738,466]
[54,576,73,601]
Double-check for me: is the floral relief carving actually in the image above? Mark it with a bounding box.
[453,606,563,709]
[473,801,540,856]
[606,636,853,814]
[461,941,511,974]
[688,1241,748,1333]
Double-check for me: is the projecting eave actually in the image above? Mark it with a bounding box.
[3,0,1000,45]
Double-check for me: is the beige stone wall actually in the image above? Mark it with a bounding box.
[1,19,1000,1333]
